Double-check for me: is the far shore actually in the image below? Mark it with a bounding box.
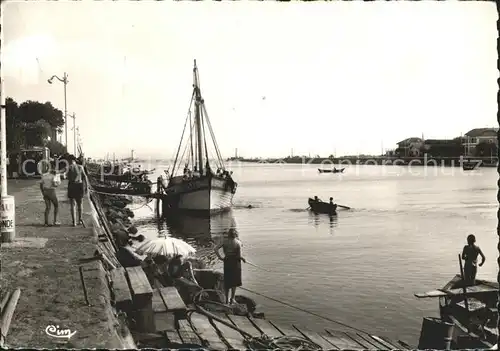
[225,156,498,168]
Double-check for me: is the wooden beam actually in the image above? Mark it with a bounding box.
[110,267,132,312]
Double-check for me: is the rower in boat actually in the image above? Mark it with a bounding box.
[462,234,486,286]
[329,197,334,207]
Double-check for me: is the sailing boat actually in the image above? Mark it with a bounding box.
[162,60,237,213]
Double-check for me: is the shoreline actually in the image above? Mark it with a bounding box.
[0,180,134,349]
[226,156,498,167]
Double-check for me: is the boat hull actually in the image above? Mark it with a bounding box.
[308,198,337,215]
[318,168,345,173]
[164,176,236,214]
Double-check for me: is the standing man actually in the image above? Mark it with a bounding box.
[462,234,486,286]
[67,154,86,226]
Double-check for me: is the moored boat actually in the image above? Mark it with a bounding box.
[308,198,337,215]
[318,167,345,173]
[158,60,237,214]
[415,274,498,349]
[462,161,479,171]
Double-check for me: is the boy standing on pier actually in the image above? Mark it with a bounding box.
[66,155,86,227]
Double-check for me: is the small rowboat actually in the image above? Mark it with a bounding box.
[318,168,345,174]
[462,162,478,171]
[308,198,337,215]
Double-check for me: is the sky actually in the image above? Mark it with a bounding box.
[2,1,498,159]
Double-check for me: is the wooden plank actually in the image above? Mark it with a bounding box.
[189,312,228,349]
[355,333,389,349]
[268,320,303,338]
[110,267,133,311]
[343,332,374,349]
[478,280,499,289]
[369,334,400,349]
[178,319,203,346]
[293,325,339,350]
[159,286,186,311]
[324,329,364,349]
[377,335,405,349]
[162,330,183,346]
[152,289,167,313]
[248,316,282,338]
[414,289,449,298]
[446,285,498,295]
[416,282,499,298]
[126,266,153,299]
[211,316,248,350]
[226,314,262,337]
[154,312,173,332]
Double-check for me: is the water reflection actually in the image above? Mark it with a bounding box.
[308,211,338,232]
[159,211,238,266]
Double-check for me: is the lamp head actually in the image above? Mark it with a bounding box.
[47,78,53,84]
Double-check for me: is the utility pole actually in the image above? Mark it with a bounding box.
[0,78,15,242]
[68,113,76,155]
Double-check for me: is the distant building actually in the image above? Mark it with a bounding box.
[395,137,423,157]
[463,128,498,156]
[421,139,462,158]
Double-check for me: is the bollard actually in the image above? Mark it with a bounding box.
[1,195,15,243]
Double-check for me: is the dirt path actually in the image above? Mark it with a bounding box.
[1,179,122,348]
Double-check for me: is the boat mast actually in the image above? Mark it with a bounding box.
[193,60,204,173]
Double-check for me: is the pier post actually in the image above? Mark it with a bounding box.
[0,78,15,243]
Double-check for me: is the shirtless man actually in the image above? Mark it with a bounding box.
[462,234,486,286]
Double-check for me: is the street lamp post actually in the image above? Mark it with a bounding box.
[48,73,69,149]
[68,113,77,155]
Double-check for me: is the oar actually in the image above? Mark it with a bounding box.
[337,204,351,210]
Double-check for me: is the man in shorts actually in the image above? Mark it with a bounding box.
[40,165,61,226]
[66,154,86,226]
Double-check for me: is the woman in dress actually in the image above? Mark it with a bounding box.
[214,229,246,305]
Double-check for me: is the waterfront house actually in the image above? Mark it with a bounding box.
[421,139,462,158]
[463,128,498,156]
[395,137,423,157]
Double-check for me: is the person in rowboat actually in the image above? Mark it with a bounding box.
[329,197,335,206]
[214,228,246,305]
[461,234,485,286]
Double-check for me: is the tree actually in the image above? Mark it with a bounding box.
[475,141,497,157]
[46,140,67,156]
[5,98,24,151]
[5,97,67,154]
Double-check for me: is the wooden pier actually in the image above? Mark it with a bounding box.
[134,307,409,350]
[108,263,409,349]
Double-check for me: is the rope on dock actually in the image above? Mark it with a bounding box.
[239,286,369,335]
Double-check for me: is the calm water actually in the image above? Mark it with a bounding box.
[131,163,498,345]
